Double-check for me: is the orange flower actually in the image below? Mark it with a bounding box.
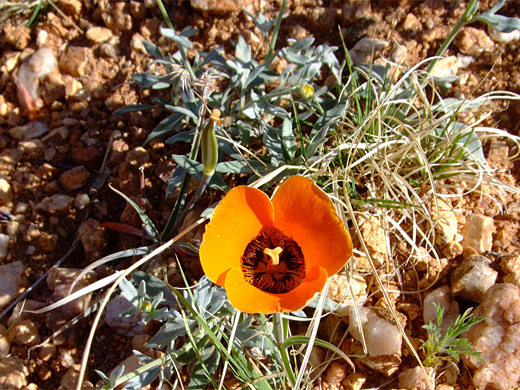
[199,176,353,313]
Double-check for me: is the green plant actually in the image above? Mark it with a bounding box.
[420,303,485,368]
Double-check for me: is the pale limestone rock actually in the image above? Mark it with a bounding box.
[86,26,113,43]
[9,121,47,140]
[423,286,459,334]
[57,364,94,390]
[0,356,28,389]
[398,366,435,390]
[328,273,367,312]
[7,319,40,346]
[456,27,494,56]
[104,295,149,337]
[430,56,459,79]
[432,198,458,245]
[460,214,495,253]
[349,38,389,65]
[35,194,74,214]
[325,362,346,385]
[360,216,387,267]
[451,255,497,302]
[343,372,367,390]
[0,261,26,310]
[349,306,402,356]
[463,283,520,390]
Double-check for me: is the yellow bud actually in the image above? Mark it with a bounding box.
[300,84,314,99]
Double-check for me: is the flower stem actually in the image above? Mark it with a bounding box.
[273,313,297,387]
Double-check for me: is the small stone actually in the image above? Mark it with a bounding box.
[126,146,150,166]
[432,198,458,245]
[191,0,252,12]
[131,334,152,355]
[59,166,91,191]
[8,319,40,346]
[0,178,13,206]
[37,232,58,252]
[328,273,367,314]
[46,268,97,329]
[0,261,26,310]
[460,214,495,253]
[103,295,150,337]
[58,364,95,390]
[0,234,8,259]
[36,194,74,214]
[102,2,133,31]
[59,46,91,77]
[456,27,494,56]
[423,286,459,334]
[390,44,407,64]
[442,241,463,260]
[9,121,47,140]
[360,354,401,376]
[325,362,346,385]
[0,356,28,390]
[463,283,520,390]
[1,51,20,73]
[39,344,56,361]
[36,29,48,47]
[86,26,113,43]
[398,366,435,390]
[451,255,497,302]
[402,13,421,31]
[488,26,520,43]
[99,42,119,59]
[0,325,9,358]
[41,71,66,105]
[504,271,520,288]
[360,216,387,267]
[430,55,459,79]
[501,254,520,274]
[349,37,389,65]
[3,24,31,50]
[62,75,83,98]
[130,1,147,19]
[71,145,102,168]
[348,306,402,356]
[78,219,106,262]
[74,193,90,210]
[343,372,367,390]
[58,0,82,15]
[131,32,146,54]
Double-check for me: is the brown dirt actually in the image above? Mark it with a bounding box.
[1,0,520,389]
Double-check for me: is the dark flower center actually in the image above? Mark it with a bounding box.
[241,226,306,294]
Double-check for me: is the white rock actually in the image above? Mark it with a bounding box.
[104,294,148,337]
[0,234,8,258]
[86,26,113,43]
[398,366,435,390]
[8,319,40,346]
[488,27,520,43]
[432,198,458,245]
[457,27,494,56]
[0,261,26,310]
[8,121,47,140]
[0,178,12,206]
[463,283,520,390]
[348,306,402,356]
[36,29,48,47]
[74,193,90,210]
[430,55,458,79]
[451,255,497,302]
[460,214,495,253]
[349,38,389,65]
[457,54,475,68]
[35,194,74,214]
[423,286,459,334]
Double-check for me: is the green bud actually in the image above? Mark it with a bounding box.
[300,84,314,99]
[201,109,220,176]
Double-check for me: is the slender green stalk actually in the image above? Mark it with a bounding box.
[426,0,479,74]
[265,0,288,68]
[273,313,297,387]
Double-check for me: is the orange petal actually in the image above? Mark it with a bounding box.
[199,186,274,286]
[272,176,352,276]
[225,266,328,313]
[224,267,282,313]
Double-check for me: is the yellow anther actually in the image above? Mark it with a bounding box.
[263,246,283,266]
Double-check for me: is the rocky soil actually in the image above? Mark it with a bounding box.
[1,0,520,389]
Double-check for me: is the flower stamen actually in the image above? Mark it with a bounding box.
[263,246,283,265]
[241,227,306,294]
